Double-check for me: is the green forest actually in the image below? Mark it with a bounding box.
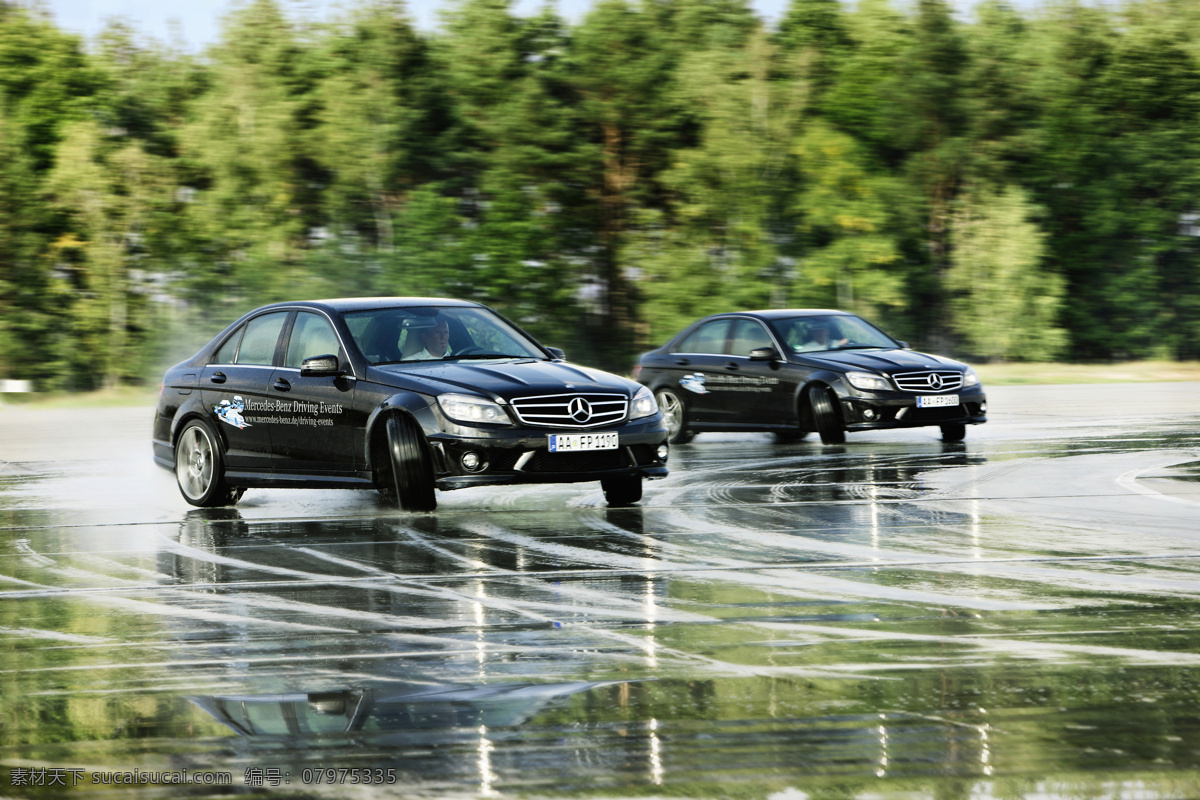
[2,0,1200,390]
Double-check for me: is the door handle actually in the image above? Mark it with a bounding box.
[210,372,226,384]
[725,362,739,371]
[675,358,691,366]
[273,378,291,392]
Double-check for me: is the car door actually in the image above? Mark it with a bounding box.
[268,310,362,474]
[665,318,733,422]
[723,318,796,425]
[200,311,289,472]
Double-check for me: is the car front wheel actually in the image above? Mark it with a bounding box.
[940,422,966,442]
[386,415,437,512]
[175,419,242,507]
[655,388,694,444]
[602,475,643,507]
[808,385,846,445]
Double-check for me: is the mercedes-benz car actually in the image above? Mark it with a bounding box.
[153,298,668,510]
[633,309,986,445]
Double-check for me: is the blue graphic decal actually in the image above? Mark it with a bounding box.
[679,373,709,395]
[213,396,251,429]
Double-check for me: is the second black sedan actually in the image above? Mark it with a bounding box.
[633,309,986,445]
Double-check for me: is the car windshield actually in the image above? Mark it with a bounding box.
[769,314,898,353]
[343,305,546,365]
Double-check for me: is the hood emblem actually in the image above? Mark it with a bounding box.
[568,397,593,423]
[927,373,943,390]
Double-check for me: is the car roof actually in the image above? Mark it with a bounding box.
[251,297,485,314]
[716,309,852,319]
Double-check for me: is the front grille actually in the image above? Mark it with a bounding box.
[510,393,628,429]
[891,370,964,393]
[521,450,630,473]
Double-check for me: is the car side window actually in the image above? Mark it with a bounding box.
[285,312,341,368]
[235,312,288,366]
[677,319,732,355]
[729,320,773,357]
[213,328,243,364]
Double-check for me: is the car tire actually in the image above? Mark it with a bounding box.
[940,422,966,442]
[808,385,846,445]
[655,388,695,444]
[602,475,643,507]
[386,415,437,512]
[174,418,241,507]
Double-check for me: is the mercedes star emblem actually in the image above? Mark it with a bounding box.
[568,397,593,423]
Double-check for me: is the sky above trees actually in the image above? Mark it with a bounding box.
[43,0,1031,50]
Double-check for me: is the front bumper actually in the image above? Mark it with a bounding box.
[838,388,988,431]
[429,416,669,491]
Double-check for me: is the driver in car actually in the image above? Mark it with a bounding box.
[796,322,849,352]
[404,317,452,360]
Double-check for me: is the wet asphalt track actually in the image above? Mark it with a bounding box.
[1,383,1200,799]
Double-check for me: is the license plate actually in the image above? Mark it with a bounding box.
[917,394,960,408]
[548,432,618,452]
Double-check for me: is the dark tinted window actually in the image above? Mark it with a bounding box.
[677,319,732,355]
[213,328,243,364]
[285,312,341,368]
[235,312,288,366]
[729,319,774,356]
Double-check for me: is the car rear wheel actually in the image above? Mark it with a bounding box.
[940,422,966,442]
[386,415,437,512]
[602,475,643,507]
[808,385,846,445]
[655,388,694,444]
[175,419,242,507]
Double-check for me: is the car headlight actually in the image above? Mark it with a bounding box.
[846,371,892,391]
[963,368,980,387]
[630,385,658,420]
[437,393,510,425]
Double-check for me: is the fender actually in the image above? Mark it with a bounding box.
[361,390,439,468]
[153,394,228,470]
[793,368,850,427]
[793,368,850,403]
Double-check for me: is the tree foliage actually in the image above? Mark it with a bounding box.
[3,0,1200,389]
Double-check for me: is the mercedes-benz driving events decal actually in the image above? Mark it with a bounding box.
[679,372,779,395]
[213,396,344,429]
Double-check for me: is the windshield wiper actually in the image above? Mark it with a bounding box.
[442,353,529,361]
[830,345,889,351]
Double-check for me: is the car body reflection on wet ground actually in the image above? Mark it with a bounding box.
[1,383,1199,798]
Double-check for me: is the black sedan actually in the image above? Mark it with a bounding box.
[633,309,986,445]
[154,298,668,510]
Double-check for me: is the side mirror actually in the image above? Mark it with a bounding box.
[301,354,342,377]
[748,346,780,361]
[896,341,910,350]
[546,347,566,360]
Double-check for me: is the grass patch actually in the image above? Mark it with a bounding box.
[0,385,159,410]
[976,360,1200,385]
